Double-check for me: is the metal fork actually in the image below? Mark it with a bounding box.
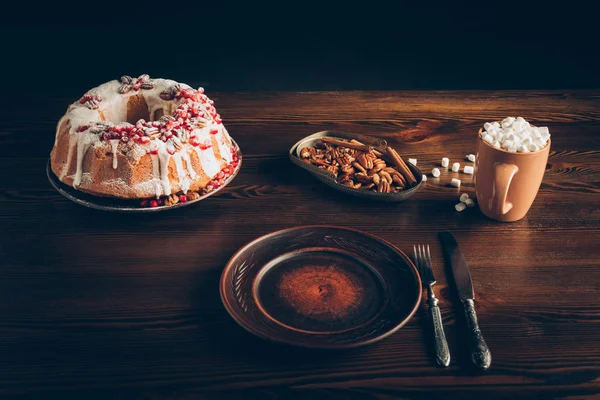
[414,244,451,367]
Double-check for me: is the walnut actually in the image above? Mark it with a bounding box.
[187,192,201,201]
[164,194,180,206]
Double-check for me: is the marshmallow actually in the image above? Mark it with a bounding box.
[502,117,515,128]
[464,165,474,174]
[527,143,539,152]
[460,193,469,202]
[455,203,467,212]
[422,174,427,182]
[441,157,449,168]
[408,158,417,166]
[432,168,441,178]
[451,162,460,172]
[466,154,476,162]
[451,178,461,187]
[512,120,525,131]
[481,118,549,151]
[533,137,544,147]
[465,198,475,207]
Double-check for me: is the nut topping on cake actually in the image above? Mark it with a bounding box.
[119,74,155,94]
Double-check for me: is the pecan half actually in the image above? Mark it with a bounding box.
[379,170,393,184]
[377,180,391,193]
[352,161,367,174]
[355,173,373,183]
[357,153,374,170]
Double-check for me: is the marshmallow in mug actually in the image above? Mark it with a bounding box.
[480,117,550,153]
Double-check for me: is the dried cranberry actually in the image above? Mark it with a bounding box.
[179,195,188,203]
[149,200,158,207]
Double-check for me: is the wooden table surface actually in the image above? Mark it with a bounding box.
[2,90,599,399]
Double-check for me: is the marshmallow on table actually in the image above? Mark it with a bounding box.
[432,168,441,178]
[441,157,449,168]
[465,198,475,207]
[451,178,461,188]
[422,174,427,182]
[455,203,467,212]
[451,162,460,172]
[466,154,476,162]
[460,193,469,202]
[408,158,417,166]
[464,165,474,174]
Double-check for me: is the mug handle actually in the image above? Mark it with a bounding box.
[492,162,519,215]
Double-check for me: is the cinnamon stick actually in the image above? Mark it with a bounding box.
[350,139,384,157]
[321,137,374,153]
[385,146,417,185]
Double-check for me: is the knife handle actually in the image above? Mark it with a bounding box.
[463,298,492,370]
[426,288,450,367]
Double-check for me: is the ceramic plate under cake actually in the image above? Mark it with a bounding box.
[47,141,242,213]
[220,226,422,348]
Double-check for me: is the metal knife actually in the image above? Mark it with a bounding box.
[439,231,492,370]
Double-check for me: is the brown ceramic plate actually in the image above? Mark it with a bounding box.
[220,226,422,348]
[46,140,242,213]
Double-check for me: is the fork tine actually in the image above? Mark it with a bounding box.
[413,245,418,270]
[426,245,433,270]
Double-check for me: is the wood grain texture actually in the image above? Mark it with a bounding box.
[1,91,599,399]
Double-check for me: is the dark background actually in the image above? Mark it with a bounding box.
[2,2,599,96]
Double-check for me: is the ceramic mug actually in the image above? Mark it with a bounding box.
[474,129,550,222]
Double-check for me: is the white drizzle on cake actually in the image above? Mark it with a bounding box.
[52,75,236,199]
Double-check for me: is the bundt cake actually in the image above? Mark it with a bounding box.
[50,75,239,203]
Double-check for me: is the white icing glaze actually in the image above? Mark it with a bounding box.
[55,115,67,141]
[157,142,172,196]
[59,134,77,180]
[74,132,98,187]
[191,128,221,178]
[150,154,162,198]
[181,150,197,180]
[215,125,233,163]
[110,140,119,169]
[172,153,190,193]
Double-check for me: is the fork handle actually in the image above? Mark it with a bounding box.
[426,288,450,367]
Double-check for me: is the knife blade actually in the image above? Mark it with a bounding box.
[439,231,492,370]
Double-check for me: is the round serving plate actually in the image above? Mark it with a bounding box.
[46,140,242,213]
[220,226,422,349]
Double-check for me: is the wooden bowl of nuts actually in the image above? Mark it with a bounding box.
[290,131,423,202]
